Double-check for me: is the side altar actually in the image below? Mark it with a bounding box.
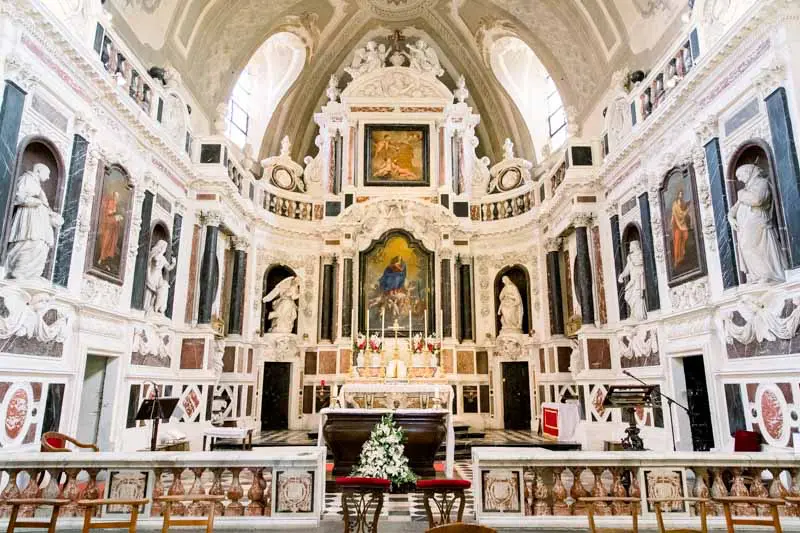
[319,383,455,478]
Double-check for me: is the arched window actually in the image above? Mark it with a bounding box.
[225,33,306,151]
[490,37,567,162]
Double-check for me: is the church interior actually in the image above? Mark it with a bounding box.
[1,0,800,531]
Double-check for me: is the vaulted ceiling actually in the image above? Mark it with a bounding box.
[108,0,688,161]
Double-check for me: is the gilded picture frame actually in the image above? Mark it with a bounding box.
[363,124,430,186]
[659,165,707,286]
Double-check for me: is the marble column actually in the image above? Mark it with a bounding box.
[574,217,596,325]
[545,238,565,335]
[165,210,183,318]
[53,134,89,286]
[197,211,221,325]
[441,258,453,338]
[457,257,474,342]
[227,237,249,335]
[0,81,26,262]
[130,189,154,309]
[637,193,661,311]
[320,259,336,342]
[704,137,738,288]
[341,257,353,338]
[609,214,628,320]
[766,87,800,268]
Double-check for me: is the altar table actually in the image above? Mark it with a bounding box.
[540,402,580,441]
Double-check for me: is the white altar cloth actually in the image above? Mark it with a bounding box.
[318,407,454,478]
[337,383,453,406]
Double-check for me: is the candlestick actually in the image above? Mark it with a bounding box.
[424,309,428,342]
[438,308,443,338]
[381,307,385,344]
[408,304,412,336]
[366,305,370,338]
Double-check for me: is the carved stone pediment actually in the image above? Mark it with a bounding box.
[261,136,307,193]
[487,158,533,194]
[342,66,453,102]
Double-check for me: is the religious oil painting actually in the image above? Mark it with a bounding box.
[364,124,429,186]
[86,164,134,284]
[359,231,434,337]
[659,166,706,286]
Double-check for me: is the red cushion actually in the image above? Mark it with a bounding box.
[335,477,391,487]
[733,430,761,452]
[416,479,471,489]
[45,437,65,449]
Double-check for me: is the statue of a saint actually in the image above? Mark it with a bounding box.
[5,164,63,279]
[498,276,523,333]
[618,240,647,321]
[263,276,301,333]
[144,239,177,315]
[404,40,444,76]
[728,164,786,283]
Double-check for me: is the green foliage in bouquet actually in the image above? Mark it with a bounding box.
[351,413,417,488]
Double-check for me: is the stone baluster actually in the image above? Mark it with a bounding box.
[19,469,41,517]
[767,468,788,516]
[551,468,569,516]
[610,468,629,516]
[82,469,100,516]
[0,469,21,517]
[188,468,208,515]
[570,467,588,515]
[262,468,273,516]
[36,469,61,518]
[749,468,769,516]
[209,468,225,516]
[523,468,534,516]
[590,468,611,516]
[788,468,800,517]
[61,469,81,517]
[246,468,264,516]
[534,469,551,515]
[692,468,710,517]
[628,468,641,517]
[151,469,164,516]
[167,468,186,516]
[729,468,752,516]
[709,468,727,516]
[226,468,244,516]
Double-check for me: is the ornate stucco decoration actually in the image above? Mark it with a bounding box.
[669,278,710,311]
[723,292,800,346]
[618,326,659,362]
[0,285,73,346]
[495,334,525,360]
[342,66,452,101]
[261,136,307,193]
[265,333,301,361]
[131,325,172,364]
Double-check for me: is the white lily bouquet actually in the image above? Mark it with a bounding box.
[351,413,417,488]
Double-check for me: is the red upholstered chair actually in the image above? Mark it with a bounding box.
[417,478,472,528]
[41,432,99,452]
[733,430,761,452]
[336,477,391,533]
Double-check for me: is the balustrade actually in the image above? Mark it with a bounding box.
[0,448,324,528]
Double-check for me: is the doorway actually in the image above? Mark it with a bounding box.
[502,362,531,430]
[76,355,116,450]
[260,362,291,430]
[682,355,715,451]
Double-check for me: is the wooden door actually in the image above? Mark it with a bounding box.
[261,362,291,430]
[683,355,715,451]
[502,362,531,430]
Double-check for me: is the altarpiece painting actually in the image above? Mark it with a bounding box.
[86,164,134,284]
[659,165,707,285]
[364,124,429,186]
[359,231,433,337]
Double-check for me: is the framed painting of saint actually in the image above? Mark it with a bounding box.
[86,163,134,284]
[364,124,429,186]
[659,165,707,286]
[359,231,434,337]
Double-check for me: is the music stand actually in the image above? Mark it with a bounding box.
[603,385,656,451]
[135,396,179,451]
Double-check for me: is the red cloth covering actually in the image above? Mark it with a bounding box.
[416,479,471,489]
[733,430,761,452]
[335,477,391,488]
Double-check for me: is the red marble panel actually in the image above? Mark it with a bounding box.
[591,226,608,324]
[339,349,352,375]
[184,225,201,323]
[180,338,205,369]
[457,351,475,374]
[318,351,337,375]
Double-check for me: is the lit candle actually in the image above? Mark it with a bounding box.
[424,309,428,342]
[366,304,370,337]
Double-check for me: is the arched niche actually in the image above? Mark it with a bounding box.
[726,140,790,278]
[150,221,171,259]
[2,137,66,277]
[262,264,297,334]
[621,223,642,257]
[494,265,531,335]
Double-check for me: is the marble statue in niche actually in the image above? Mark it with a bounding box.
[618,240,647,321]
[263,276,301,333]
[5,164,63,280]
[144,239,177,315]
[728,164,786,283]
[498,276,523,333]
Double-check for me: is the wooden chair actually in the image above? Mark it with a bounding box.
[78,498,149,533]
[785,496,800,517]
[580,496,641,533]
[155,494,225,533]
[713,496,784,533]
[335,477,391,533]
[417,478,471,528]
[425,524,497,533]
[649,498,709,533]
[41,432,99,452]
[6,498,69,533]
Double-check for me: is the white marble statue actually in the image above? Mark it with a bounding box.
[728,164,786,283]
[454,75,469,103]
[405,40,444,77]
[326,74,340,102]
[0,286,71,344]
[5,164,63,280]
[618,240,647,321]
[345,41,387,78]
[263,276,301,333]
[498,276,523,333]
[144,239,177,315]
[503,138,515,161]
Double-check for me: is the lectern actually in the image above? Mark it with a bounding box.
[602,385,656,451]
[135,394,179,452]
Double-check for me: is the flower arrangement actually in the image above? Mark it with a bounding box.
[355,333,367,352]
[368,333,382,353]
[426,331,441,355]
[410,332,425,353]
[351,413,417,489]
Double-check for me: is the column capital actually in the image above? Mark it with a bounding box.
[232,236,250,251]
[544,237,563,253]
[201,210,222,227]
[572,213,594,228]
